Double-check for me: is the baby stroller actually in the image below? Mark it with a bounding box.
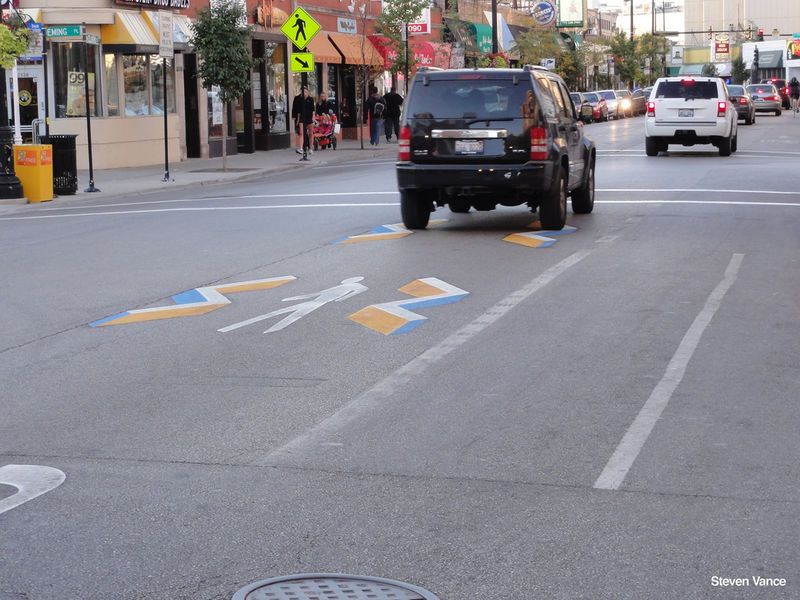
[312,110,338,151]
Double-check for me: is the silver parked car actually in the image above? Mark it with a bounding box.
[597,89,621,119]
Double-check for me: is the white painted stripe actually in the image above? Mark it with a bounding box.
[597,188,798,196]
[36,191,400,212]
[0,464,66,515]
[0,203,400,221]
[594,253,744,491]
[598,149,800,156]
[6,199,800,222]
[259,249,594,465]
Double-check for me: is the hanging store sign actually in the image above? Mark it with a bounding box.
[557,0,584,28]
[114,0,190,9]
[21,22,43,61]
[531,2,557,27]
[337,17,356,34]
[407,8,431,36]
[788,39,800,59]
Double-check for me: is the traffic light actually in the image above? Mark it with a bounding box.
[753,46,760,70]
[757,27,764,41]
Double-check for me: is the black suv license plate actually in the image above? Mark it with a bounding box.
[455,140,484,154]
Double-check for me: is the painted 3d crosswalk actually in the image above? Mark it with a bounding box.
[349,277,469,335]
[504,224,577,248]
[333,220,447,244]
[90,276,297,327]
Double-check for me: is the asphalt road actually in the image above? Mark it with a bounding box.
[1,113,799,600]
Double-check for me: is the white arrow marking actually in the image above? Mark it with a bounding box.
[0,464,66,515]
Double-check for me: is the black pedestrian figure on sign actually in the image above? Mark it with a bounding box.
[292,15,307,43]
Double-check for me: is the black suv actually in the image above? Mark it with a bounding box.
[396,66,596,230]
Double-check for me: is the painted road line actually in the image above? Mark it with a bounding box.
[0,465,66,515]
[262,250,593,464]
[91,276,296,327]
[594,253,744,491]
[505,225,577,248]
[333,219,447,244]
[349,278,469,335]
[0,203,400,221]
[8,199,800,224]
[597,188,799,196]
[35,191,401,212]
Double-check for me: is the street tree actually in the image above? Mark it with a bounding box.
[375,0,429,80]
[513,30,562,68]
[637,33,669,85]
[0,15,31,69]
[731,55,750,84]
[191,0,261,170]
[609,32,641,88]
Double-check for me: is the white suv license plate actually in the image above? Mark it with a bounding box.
[678,109,694,118]
[455,140,484,154]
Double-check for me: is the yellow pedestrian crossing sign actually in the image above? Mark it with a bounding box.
[291,52,315,73]
[281,7,321,51]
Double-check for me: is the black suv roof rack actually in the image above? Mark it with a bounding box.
[523,64,550,72]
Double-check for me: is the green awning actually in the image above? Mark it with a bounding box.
[756,50,783,69]
[471,23,493,54]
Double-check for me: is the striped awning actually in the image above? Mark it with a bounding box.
[101,11,158,51]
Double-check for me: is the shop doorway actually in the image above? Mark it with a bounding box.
[183,54,201,158]
[6,65,44,139]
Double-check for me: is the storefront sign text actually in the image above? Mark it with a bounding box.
[532,2,556,26]
[114,0,190,9]
[337,17,356,34]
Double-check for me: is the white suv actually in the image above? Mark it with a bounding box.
[645,77,738,156]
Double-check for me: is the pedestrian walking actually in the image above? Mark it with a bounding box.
[291,86,315,159]
[365,87,386,146]
[383,87,403,142]
[790,77,800,115]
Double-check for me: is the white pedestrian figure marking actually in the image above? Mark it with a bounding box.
[219,277,368,333]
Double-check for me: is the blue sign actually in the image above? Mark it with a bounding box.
[532,2,556,27]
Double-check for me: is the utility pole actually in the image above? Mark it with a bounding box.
[491,0,498,53]
[630,0,634,41]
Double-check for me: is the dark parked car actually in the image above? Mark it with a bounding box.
[726,84,755,124]
[630,89,647,115]
[760,78,790,109]
[581,92,608,122]
[747,84,782,116]
[397,66,596,230]
[570,92,594,123]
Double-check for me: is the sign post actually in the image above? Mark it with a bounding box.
[281,7,321,161]
[83,32,99,192]
[158,11,174,182]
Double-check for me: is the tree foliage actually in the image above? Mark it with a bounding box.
[512,31,584,88]
[701,63,718,77]
[375,0,428,75]
[0,17,33,69]
[608,32,641,88]
[731,55,749,84]
[190,0,261,104]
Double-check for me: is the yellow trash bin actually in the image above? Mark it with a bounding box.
[13,144,54,203]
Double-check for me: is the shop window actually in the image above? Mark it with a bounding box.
[104,54,119,117]
[150,57,176,115]
[268,44,288,133]
[207,86,234,138]
[123,55,149,115]
[53,42,101,118]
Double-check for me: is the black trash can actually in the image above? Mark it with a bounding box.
[40,134,78,195]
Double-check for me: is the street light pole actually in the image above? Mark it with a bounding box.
[491,0,498,54]
[630,0,634,41]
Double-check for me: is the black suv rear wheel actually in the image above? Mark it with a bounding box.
[571,158,594,214]
[401,190,431,229]
[540,166,567,230]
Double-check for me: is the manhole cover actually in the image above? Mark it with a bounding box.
[232,573,440,600]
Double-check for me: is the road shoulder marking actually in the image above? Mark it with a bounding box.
[0,464,66,515]
[594,253,744,491]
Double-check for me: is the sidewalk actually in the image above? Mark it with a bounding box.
[0,138,396,206]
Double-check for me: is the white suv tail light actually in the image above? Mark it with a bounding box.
[647,101,656,117]
[530,126,548,160]
[398,125,411,162]
[717,101,727,117]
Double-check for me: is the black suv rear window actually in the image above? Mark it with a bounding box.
[654,80,719,99]
[407,79,536,120]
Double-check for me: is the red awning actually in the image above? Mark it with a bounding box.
[368,35,398,70]
[410,40,435,68]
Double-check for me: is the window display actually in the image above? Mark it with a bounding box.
[53,42,100,118]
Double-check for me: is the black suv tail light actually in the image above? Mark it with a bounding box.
[398,126,411,162]
[530,126,548,160]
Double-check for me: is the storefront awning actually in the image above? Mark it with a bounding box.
[101,11,158,52]
[368,35,398,70]
[756,50,783,69]
[471,24,493,54]
[446,20,478,54]
[306,33,342,64]
[410,40,436,68]
[328,32,383,67]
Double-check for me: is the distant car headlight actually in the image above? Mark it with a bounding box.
[621,99,631,108]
